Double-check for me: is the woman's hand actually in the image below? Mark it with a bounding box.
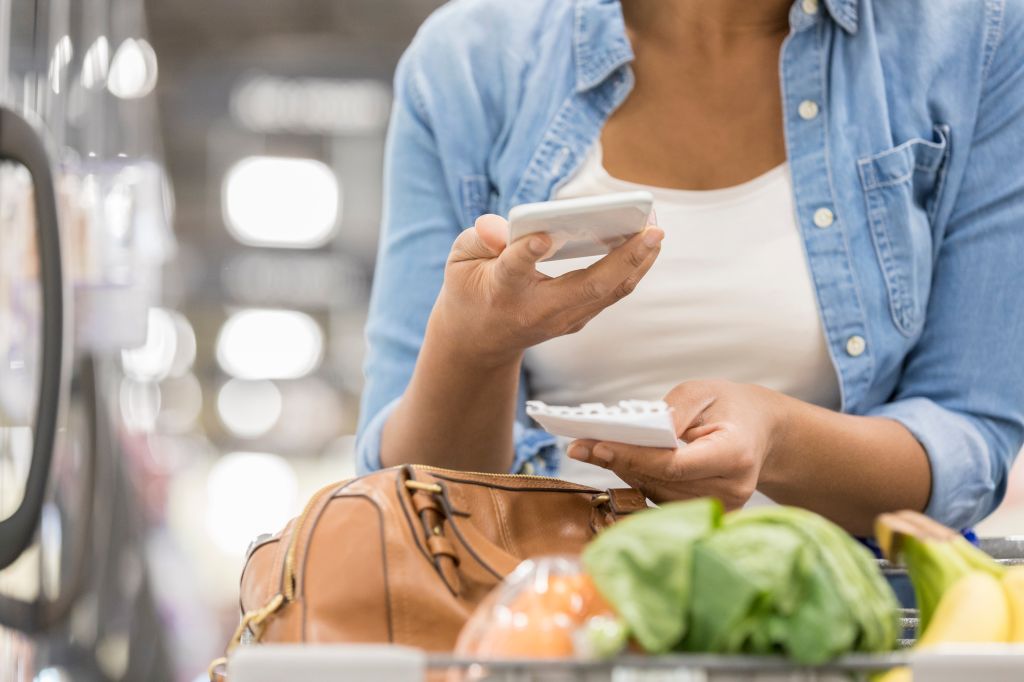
[567,380,785,510]
[430,214,663,367]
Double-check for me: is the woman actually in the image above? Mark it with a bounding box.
[356,0,1024,535]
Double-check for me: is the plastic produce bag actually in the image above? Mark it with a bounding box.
[454,556,626,660]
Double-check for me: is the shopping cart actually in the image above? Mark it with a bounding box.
[223,537,1024,682]
[425,652,908,681]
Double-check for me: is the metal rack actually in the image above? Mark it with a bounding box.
[426,653,909,681]
[225,643,1024,682]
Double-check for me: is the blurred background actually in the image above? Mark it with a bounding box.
[0,1,1021,681]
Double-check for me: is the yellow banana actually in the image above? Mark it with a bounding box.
[1003,566,1024,643]
[918,571,1011,646]
[875,512,1004,632]
[874,571,1012,682]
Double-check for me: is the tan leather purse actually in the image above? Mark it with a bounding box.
[213,464,645,673]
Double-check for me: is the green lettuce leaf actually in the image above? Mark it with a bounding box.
[582,498,723,653]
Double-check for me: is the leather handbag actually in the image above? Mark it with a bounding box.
[212,464,646,674]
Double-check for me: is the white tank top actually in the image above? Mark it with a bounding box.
[523,142,841,490]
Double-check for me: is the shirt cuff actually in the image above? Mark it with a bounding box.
[511,420,559,476]
[355,395,403,475]
[866,397,997,529]
[357,400,560,476]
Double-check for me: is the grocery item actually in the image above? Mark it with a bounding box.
[453,556,623,659]
[914,572,1011,646]
[876,510,1004,632]
[582,499,900,663]
[874,511,1013,682]
[687,506,900,662]
[582,497,722,653]
[1003,566,1024,642]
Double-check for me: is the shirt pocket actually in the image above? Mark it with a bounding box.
[857,124,951,337]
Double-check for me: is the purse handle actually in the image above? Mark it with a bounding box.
[401,467,647,596]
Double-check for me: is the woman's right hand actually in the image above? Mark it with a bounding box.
[429,213,664,367]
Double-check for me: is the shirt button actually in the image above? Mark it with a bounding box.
[802,0,819,15]
[813,207,834,228]
[846,335,866,357]
[798,100,820,120]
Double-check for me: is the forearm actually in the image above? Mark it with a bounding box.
[380,303,522,472]
[758,392,932,535]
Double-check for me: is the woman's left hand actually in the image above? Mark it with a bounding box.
[567,380,785,510]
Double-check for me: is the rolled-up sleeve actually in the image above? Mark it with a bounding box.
[355,26,558,477]
[355,40,453,475]
[868,6,1024,528]
[867,399,1000,528]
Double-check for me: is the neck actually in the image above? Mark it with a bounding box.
[623,0,794,36]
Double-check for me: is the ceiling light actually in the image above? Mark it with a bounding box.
[222,156,339,248]
[216,308,323,380]
[121,308,177,382]
[107,38,158,99]
[82,36,110,90]
[205,452,297,555]
[216,379,282,438]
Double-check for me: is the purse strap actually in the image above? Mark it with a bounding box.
[402,466,647,595]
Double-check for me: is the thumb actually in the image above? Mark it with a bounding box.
[664,382,717,436]
[476,214,509,253]
[450,214,508,262]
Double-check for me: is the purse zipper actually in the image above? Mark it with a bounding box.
[406,462,568,481]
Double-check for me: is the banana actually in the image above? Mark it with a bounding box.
[917,571,1011,646]
[873,512,1013,682]
[875,511,1004,632]
[1003,566,1024,643]
[875,571,1013,682]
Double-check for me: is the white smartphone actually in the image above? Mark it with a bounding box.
[508,190,655,261]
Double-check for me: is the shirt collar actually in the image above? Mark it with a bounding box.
[573,0,634,92]
[824,0,859,34]
[573,0,859,92]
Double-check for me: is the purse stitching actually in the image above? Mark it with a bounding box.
[489,487,518,557]
[297,496,341,642]
[294,479,367,640]
[238,537,280,616]
[392,473,434,569]
[298,494,394,644]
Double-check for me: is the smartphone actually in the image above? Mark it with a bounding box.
[508,190,655,261]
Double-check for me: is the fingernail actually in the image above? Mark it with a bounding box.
[568,443,591,461]
[643,228,664,248]
[529,237,548,256]
[647,207,658,227]
[592,444,614,467]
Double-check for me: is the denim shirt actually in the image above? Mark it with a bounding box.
[357,0,1024,529]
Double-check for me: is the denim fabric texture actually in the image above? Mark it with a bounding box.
[357,0,1024,529]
